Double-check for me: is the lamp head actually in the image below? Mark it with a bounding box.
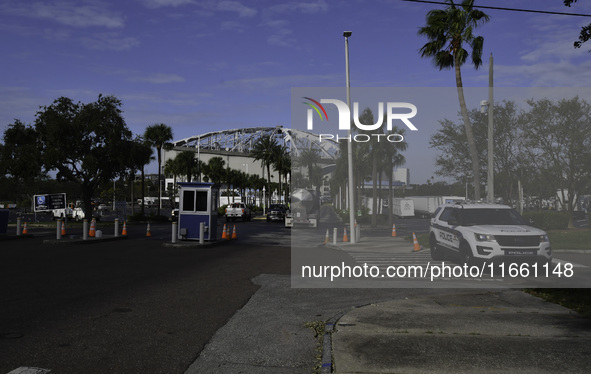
[343,31,352,37]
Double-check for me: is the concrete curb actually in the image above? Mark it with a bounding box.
[162,238,239,248]
[42,235,128,245]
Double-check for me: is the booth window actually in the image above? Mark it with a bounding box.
[182,190,195,211]
[182,190,208,212]
[196,191,207,212]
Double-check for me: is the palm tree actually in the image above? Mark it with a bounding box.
[383,128,408,226]
[251,136,280,205]
[128,137,154,216]
[174,150,201,183]
[203,156,225,184]
[273,145,290,203]
[163,157,180,208]
[418,0,489,200]
[297,147,322,191]
[144,123,173,216]
[356,108,383,227]
[276,149,291,204]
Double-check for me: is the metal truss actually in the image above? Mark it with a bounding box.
[171,126,340,160]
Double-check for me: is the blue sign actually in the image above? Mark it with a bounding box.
[34,193,66,212]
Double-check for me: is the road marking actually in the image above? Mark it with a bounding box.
[6,368,51,374]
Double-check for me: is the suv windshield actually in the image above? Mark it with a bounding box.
[457,208,526,226]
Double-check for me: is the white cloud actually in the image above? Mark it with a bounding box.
[2,1,125,28]
[139,0,195,8]
[220,20,246,32]
[215,0,257,17]
[267,1,329,15]
[128,73,186,84]
[79,32,140,50]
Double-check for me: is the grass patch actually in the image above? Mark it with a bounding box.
[414,229,591,250]
[525,289,591,319]
[547,228,591,250]
[305,321,326,374]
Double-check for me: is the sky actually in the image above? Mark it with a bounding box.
[2,0,591,184]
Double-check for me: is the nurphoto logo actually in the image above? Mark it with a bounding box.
[303,97,418,143]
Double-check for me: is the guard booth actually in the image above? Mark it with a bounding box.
[177,182,219,241]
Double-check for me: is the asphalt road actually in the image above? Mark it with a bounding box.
[2,209,589,373]
[0,220,290,374]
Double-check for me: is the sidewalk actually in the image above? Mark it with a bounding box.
[331,289,591,373]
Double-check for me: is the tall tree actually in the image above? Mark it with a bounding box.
[144,123,173,216]
[564,0,591,50]
[251,136,280,205]
[383,128,408,227]
[519,96,591,228]
[202,156,225,184]
[174,150,201,183]
[356,108,382,227]
[128,137,153,215]
[273,146,291,203]
[0,120,43,183]
[418,0,490,200]
[35,95,133,218]
[297,147,322,191]
[430,101,525,205]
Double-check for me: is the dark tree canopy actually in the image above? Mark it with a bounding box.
[564,0,591,50]
[0,119,43,183]
[35,94,133,217]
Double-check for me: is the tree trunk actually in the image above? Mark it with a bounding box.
[141,167,146,216]
[371,153,378,227]
[388,167,393,227]
[455,60,481,201]
[156,145,162,216]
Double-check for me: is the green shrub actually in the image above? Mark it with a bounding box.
[218,204,228,216]
[522,211,570,230]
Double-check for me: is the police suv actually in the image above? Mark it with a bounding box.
[429,203,552,265]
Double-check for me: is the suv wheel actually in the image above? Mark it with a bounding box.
[460,242,475,266]
[429,234,444,261]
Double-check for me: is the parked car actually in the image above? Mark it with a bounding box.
[266,204,287,222]
[225,202,252,222]
[429,202,552,265]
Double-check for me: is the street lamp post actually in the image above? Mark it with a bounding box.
[487,53,494,203]
[344,31,356,243]
[262,186,266,215]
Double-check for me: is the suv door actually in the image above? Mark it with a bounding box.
[433,207,461,253]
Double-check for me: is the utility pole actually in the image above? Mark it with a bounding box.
[487,53,494,203]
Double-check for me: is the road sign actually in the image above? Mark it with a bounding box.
[34,193,66,212]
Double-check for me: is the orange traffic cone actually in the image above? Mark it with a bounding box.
[122,221,128,236]
[343,227,349,242]
[89,219,96,237]
[61,221,66,236]
[22,222,28,234]
[412,232,421,251]
[391,224,397,237]
[231,225,237,239]
[324,229,329,244]
[146,223,152,237]
[222,224,227,239]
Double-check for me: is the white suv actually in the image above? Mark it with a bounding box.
[429,203,552,265]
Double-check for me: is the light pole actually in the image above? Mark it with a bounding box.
[344,31,356,243]
[488,53,494,203]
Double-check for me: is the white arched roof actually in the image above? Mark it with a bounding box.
[171,126,340,161]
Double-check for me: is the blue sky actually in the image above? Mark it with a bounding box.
[2,0,591,183]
